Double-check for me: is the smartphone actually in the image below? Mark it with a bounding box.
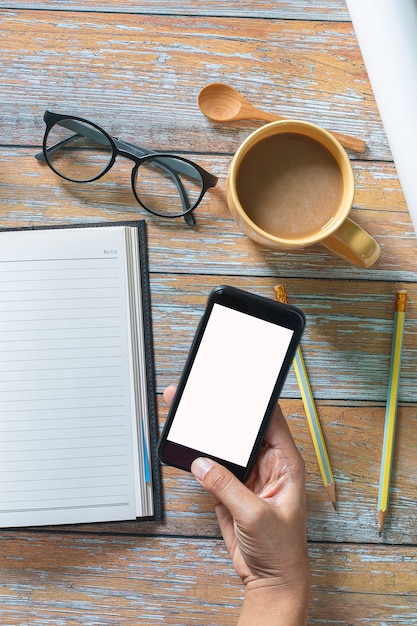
[157,285,305,482]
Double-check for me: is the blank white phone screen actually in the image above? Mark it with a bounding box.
[167,303,294,467]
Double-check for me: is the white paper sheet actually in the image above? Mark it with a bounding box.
[346,0,417,235]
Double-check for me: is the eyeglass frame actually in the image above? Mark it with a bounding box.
[35,110,219,226]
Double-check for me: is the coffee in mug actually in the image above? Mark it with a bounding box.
[226,120,380,268]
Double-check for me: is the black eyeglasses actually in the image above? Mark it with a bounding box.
[35,110,218,225]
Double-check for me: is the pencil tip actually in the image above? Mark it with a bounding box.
[377,510,386,536]
[325,483,337,510]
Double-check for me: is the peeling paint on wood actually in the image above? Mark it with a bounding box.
[0,2,417,624]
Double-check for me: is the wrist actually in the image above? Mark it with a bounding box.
[237,576,311,626]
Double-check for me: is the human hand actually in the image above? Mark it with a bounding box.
[163,385,310,625]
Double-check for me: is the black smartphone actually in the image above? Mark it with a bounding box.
[157,285,305,482]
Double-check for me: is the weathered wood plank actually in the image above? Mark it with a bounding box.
[59,398,417,546]
[149,274,417,402]
[1,3,417,624]
[1,152,416,282]
[0,1,351,20]
[0,10,388,159]
[1,531,417,625]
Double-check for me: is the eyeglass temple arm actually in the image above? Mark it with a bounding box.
[115,138,217,187]
[150,160,196,225]
[34,130,169,166]
[114,137,197,225]
[34,119,108,161]
[116,138,214,224]
[35,119,216,187]
[35,119,198,225]
[34,122,174,167]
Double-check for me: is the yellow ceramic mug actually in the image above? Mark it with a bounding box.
[226,120,380,268]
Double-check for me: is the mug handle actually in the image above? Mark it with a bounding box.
[321,218,381,268]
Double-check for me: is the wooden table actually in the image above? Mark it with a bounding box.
[1,1,416,623]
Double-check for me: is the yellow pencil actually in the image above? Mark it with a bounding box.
[378,290,407,535]
[275,286,336,509]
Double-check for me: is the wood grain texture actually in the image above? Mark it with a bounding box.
[1,531,417,624]
[149,275,417,401]
[1,1,417,624]
[1,152,415,279]
[50,398,417,546]
[1,10,386,158]
[0,1,350,20]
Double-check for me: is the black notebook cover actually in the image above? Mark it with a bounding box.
[0,219,163,522]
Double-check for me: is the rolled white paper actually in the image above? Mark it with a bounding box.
[346,0,417,236]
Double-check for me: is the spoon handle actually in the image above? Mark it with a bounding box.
[246,107,285,123]
[248,107,366,153]
[326,129,366,153]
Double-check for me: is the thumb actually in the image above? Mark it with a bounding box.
[191,457,255,517]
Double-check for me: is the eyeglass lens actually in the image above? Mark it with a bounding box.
[45,118,205,218]
[133,157,203,217]
[45,120,113,182]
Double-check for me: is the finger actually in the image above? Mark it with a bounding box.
[264,402,299,455]
[255,404,305,501]
[191,457,260,522]
[163,385,177,407]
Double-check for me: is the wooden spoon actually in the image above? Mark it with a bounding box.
[198,83,366,153]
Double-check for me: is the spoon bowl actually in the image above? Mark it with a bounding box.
[198,82,366,153]
[198,83,279,123]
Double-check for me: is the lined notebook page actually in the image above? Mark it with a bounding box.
[0,226,142,526]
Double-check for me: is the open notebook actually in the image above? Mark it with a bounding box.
[0,221,162,527]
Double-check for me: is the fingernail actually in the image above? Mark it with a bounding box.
[191,457,214,481]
